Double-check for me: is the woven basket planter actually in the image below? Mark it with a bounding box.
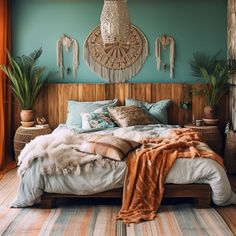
[184,125,223,155]
[14,126,51,163]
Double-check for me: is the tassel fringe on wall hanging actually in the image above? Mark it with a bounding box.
[84,25,148,83]
[84,0,148,83]
[155,35,175,79]
[57,34,79,79]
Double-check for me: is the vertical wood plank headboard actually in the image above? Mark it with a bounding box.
[13,83,228,131]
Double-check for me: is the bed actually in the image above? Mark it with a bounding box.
[11,124,236,209]
[10,92,236,223]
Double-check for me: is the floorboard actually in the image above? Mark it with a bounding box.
[216,174,236,235]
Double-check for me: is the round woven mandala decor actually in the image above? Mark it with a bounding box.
[84,25,148,82]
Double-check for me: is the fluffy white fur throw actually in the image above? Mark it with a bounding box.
[18,130,105,177]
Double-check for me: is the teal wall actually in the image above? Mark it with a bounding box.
[11,0,227,84]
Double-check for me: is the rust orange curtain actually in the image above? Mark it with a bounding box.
[0,0,12,170]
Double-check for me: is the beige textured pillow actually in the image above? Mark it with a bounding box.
[80,135,140,161]
[108,105,154,127]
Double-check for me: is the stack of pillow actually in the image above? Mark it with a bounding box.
[66,98,172,161]
[66,98,172,129]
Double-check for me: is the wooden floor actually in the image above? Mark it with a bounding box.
[216,175,236,235]
[0,169,236,235]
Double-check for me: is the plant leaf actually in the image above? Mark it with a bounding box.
[0,48,51,109]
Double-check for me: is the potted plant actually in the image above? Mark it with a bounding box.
[0,48,52,127]
[189,52,235,123]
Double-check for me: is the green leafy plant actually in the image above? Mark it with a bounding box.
[189,52,234,106]
[0,48,52,110]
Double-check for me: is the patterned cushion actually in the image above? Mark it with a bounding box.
[108,105,155,127]
[66,99,118,127]
[80,135,140,161]
[125,98,172,124]
[81,107,116,129]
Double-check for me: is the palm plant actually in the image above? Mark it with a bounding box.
[0,48,51,110]
[189,52,231,107]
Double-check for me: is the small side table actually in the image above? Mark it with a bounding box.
[184,124,223,156]
[224,131,236,174]
[14,126,52,163]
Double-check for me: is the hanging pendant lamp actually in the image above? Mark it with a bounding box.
[84,0,148,83]
[100,0,131,45]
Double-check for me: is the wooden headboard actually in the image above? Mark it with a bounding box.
[13,83,228,131]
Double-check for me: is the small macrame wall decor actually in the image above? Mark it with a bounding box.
[84,0,148,83]
[56,34,79,79]
[155,35,175,79]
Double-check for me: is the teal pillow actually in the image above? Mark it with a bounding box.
[125,98,171,124]
[66,99,118,127]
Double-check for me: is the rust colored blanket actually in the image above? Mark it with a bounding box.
[117,128,224,224]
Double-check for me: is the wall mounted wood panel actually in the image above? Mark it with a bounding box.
[13,83,228,132]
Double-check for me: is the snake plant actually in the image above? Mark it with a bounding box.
[0,48,52,110]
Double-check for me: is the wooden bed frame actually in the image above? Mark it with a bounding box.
[41,184,212,209]
[13,83,223,209]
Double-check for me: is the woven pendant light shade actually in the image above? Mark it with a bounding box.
[100,0,131,45]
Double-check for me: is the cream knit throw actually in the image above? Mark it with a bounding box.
[56,34,79,79]
[155,35,175,79]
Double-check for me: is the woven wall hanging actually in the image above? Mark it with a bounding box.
[57,34,79,79]
[155,35,175,79]
[84,0,148,83]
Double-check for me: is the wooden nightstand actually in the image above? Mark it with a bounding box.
[184,124,223,156]
[14,126,52,163]
[224,131,236,174]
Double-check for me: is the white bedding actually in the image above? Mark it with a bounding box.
[11,124,236,207]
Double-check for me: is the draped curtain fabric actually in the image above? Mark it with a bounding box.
[0,0,12,170]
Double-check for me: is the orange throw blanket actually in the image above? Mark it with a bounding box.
[117,128,224,224]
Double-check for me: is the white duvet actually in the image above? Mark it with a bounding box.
[11,124,236,207]
[112,125,236,206]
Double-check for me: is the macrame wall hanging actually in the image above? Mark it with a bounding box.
[155,35,175,79]
[84,0,148,83]
[56,34,79,79]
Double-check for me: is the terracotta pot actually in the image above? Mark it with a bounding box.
[20,121,35,127]
[20,110,34,122]
[203,106,216,119]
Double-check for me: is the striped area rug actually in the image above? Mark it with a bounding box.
[0,169,234,236]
